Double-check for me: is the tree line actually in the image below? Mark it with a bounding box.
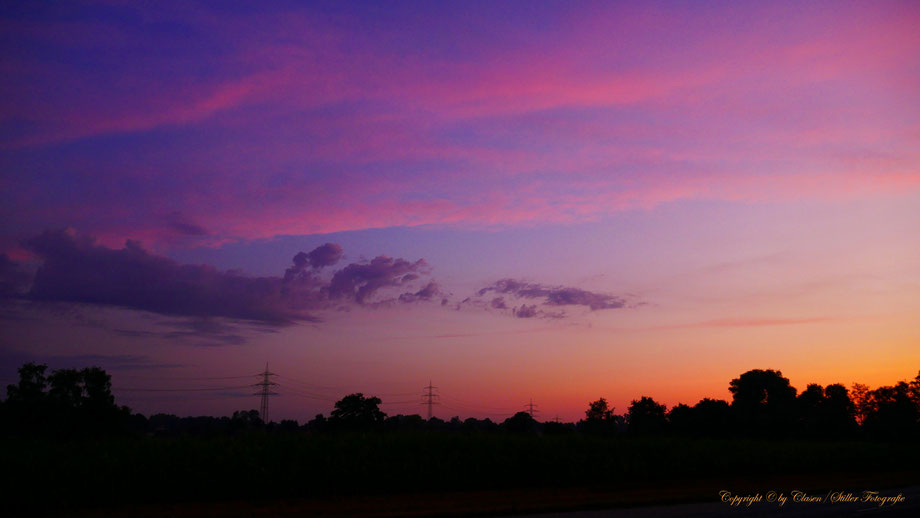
[2,363,919,440]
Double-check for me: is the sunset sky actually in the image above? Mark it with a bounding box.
[1,1,918,422]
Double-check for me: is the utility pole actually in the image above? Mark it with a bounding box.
[422,381,439,420]
[253,363,278,424]
[525,398,538,418]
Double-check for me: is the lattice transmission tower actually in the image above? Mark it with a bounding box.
[525,398,539,418]
[422,381,440,420]
[253,363,278,423]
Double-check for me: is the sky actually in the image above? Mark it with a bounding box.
[1,0,918,422]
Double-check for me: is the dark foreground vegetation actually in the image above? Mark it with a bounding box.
[2,363,919,516]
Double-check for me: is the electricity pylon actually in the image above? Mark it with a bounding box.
[254,363,278,423]
[422,381,440,420]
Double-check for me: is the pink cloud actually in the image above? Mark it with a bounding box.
[3,3,919,250]
[7,2,915,149]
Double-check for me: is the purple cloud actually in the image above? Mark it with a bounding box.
[478,278,627,311]
[513,304,538,318]
[306,242,344,269]
[166,212,209,237]
[24,230,309,324]
[283,242,344,282]
[21,229,434,325]
[543,287,626,310]
[399,281,440,303]
[468,278,635,319]
[328,256,429,304]
[0,253,31,297]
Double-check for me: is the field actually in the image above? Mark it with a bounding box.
[4,432,918,516]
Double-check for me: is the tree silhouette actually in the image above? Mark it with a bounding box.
[729,369,797,436]
[861,381,919,439]
[666,403,693,434]
[231,409,263,430]
[819,384,857,438]
[585,397,614,421]
[542,419,574,435]
[581,397,618,434]
[279,419,299,432]
[502,411,539,434]
[48,368,83,406]
[693,398,732,436]
[627,396,667,434]
[850,382,872,424]
[794,383,856,438]
[385,413,426,432]
[796,383,826,437]
[4,362,51,434]
[82,367,116,410]
[1,361,917,441]
[909,372,920,403]
[306,413,328,433]
[330,393,386,429]
[6,362,48,402]
[460,416,499,433]
[3,363,129,436]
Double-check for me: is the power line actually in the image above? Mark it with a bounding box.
[440,403,512,418]
[277,375,418,398]
[116,394,251,402]
[116,385,253,392]
[115,374,257,381]
[379,399,423,405]
[440,394,518,412]
[274,375,346,392]
[431,393,519,418]
[274,383,337,401]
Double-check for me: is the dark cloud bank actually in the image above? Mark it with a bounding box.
[2,230,637,332]
[12,229,439,325]
[165,211,209,237]
[0,253,31,297]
